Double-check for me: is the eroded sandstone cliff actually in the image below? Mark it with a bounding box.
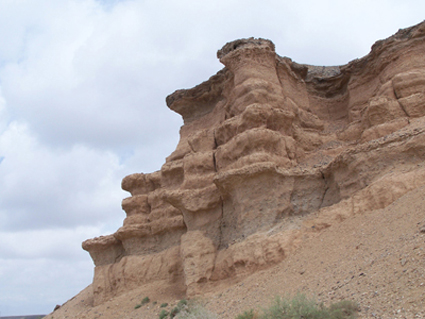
[82,21,425,306]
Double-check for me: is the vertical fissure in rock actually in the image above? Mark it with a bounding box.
[319,169,330,209]
[217,197,225,250]
[212,145,225,250]
[212,150,218,173]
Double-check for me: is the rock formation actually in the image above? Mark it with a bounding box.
[83,21,425,306]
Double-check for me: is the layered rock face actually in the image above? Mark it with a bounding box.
[83,22,425,305]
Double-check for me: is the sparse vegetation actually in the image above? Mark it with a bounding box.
[236,309,256,319]
[177,299,188,308]
[161,302,169,308]
[173,300,217,319]
[170,306,181,318]
[135,296,150,309]
[154,298,216,319]
[327,300,359,319]
[236,294,358,319]
[159,309,170,319]
[168,298,189,318]
[152,295,357,319]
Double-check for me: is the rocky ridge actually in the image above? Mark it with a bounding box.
[77,21,425,313]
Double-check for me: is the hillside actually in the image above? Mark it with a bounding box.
[44,184,425,318]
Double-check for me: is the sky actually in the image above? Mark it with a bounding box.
[0,0,423,316]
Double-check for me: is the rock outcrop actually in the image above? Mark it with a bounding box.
[83,21,425,305]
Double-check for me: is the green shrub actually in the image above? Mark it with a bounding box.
[135,296,151,309]
[161,302,169,308]
[174,300,217,319]
[177,299,188,308]
[141,296,150,305]
[236,309,257,319]
[236,294,358,319]
[328,300,359,319]
[159,309,170,319]
[262,294,322,319]
[168,299,189,318]
[170,306,181,318]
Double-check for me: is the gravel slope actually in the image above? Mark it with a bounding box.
[44,185,425,319]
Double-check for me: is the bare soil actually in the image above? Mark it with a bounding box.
[45,185,425,319]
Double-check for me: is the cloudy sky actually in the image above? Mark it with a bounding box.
[0,0,423,316]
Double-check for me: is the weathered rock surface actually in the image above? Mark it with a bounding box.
[82,21,425,306]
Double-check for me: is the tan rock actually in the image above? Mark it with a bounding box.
[187,129,216,152]
[91,247,183,305]
[82,235,124,267]
[211,230,297,280]
[360,117,409,143]
[364,97,405,127]
[398,93,425,117]
[81,22,425,306]
[393,69,425,98]
[182,151,216,189]
[121,195,149,216]
[215,128,293,171]
[121,173,156,196]
[180,231,216,295]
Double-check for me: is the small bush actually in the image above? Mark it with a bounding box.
[161,303,169,308]
[236,294,358,319]
[134,304,142,309]
[168,299,189,318]
[236,309,257,319]
[174,300,217,319]
[159,309,170,319]
[328,300,359,319]
[141,296,150,305]
[170,306,181,318]
[177,299,188,308]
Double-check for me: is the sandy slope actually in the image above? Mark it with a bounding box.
[45,185,425,319]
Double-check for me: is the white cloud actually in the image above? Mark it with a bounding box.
[0,87,8,134]
[0,122,124,231]
[0,226,101,260]
[0,257,93,316]
[0,0,183,151]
